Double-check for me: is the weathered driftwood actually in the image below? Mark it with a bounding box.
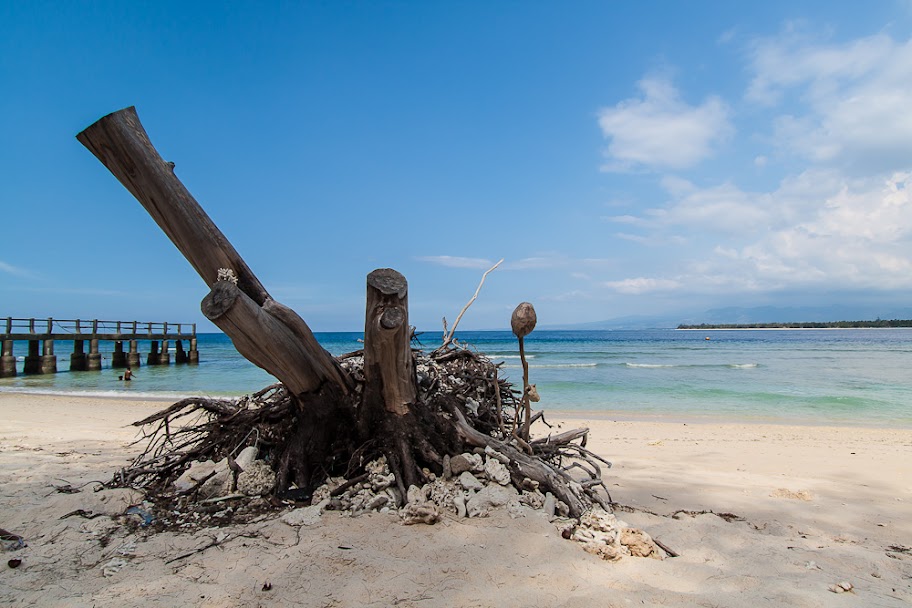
[77,107,348,396]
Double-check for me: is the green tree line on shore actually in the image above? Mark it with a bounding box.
[677,319,912,329]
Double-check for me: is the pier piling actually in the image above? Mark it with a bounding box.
[24,340,41,374]
[127,340,141,368]
[112,341,126,368]
[1,340,15,377]
[189,330,199,364]
[40,340,57,374]
[87,339,101,371]
[70,340,87,371]
[147,341,160,366]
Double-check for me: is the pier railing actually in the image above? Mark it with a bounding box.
[0,317,199,377]
[1,317,195,340]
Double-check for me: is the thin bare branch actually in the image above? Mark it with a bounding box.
[440,258,503,348]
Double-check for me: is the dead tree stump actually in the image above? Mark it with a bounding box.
[363,268,416,415]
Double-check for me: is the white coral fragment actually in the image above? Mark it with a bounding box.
[216,268,239,284]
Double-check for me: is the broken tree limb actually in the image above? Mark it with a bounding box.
[202,281,337,395]
[76,107,267,303]
[78,107,349,396]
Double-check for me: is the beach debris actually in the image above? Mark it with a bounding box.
[60,509,103,520]
[570,508,625,561]
[173,459,224,493]
[237,461,276,496]
[281,502,326,527]
[828,581,854,593]
[483,458,511,486]
[101,557,128,577]
[771,488,813,501]
[0,528,25,551]
[449,453,483,476]
[543,492,556,519]
[233,446,259,471]
[164,533,230,564]
[555,508,666,561]
[466,484,519,518]
[620,528,664,559]
[53,483,82,494]
[7,558,21,569]
[457,471,484,491]
[126,505,154,527]
[400,502,441,525]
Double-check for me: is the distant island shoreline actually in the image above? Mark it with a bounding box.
[677,320,912,330]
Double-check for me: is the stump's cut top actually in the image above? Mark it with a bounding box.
[367,268,408,298]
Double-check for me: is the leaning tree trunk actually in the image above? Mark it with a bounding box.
[78,107,356,491]
[76,107,349,397]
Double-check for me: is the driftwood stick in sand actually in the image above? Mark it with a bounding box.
[532,427,590,446]
[511,302,537,441]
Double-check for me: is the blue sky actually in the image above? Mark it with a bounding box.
[3,2,912,331]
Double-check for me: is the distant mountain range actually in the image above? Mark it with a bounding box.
[543,305,912,331]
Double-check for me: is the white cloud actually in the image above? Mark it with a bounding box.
[659,179,774,234]
[742,171,912,288]
[590,168,912,299]
[629,170,912,293]
[603,277,682,294]
[589,26,912,307]
[416,256,494,269]
[541,289,592,302]
[505,257,562,270]
[746,30,912,172]
[0,261,32,278]
[598,76,733,172]
[602,214,642,225]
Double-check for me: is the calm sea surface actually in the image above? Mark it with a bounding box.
[2,329,911,426]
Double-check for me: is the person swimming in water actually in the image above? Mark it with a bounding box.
[121,367,135,381]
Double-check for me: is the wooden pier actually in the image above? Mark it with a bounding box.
[0,317,198,378]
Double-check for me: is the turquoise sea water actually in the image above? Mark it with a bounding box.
[2,329,911,426]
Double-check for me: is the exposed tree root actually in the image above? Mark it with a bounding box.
[114,344,611,519]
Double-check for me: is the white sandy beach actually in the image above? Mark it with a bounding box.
[1,392,910,607]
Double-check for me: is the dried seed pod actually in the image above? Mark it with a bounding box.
[511,302,537,338]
